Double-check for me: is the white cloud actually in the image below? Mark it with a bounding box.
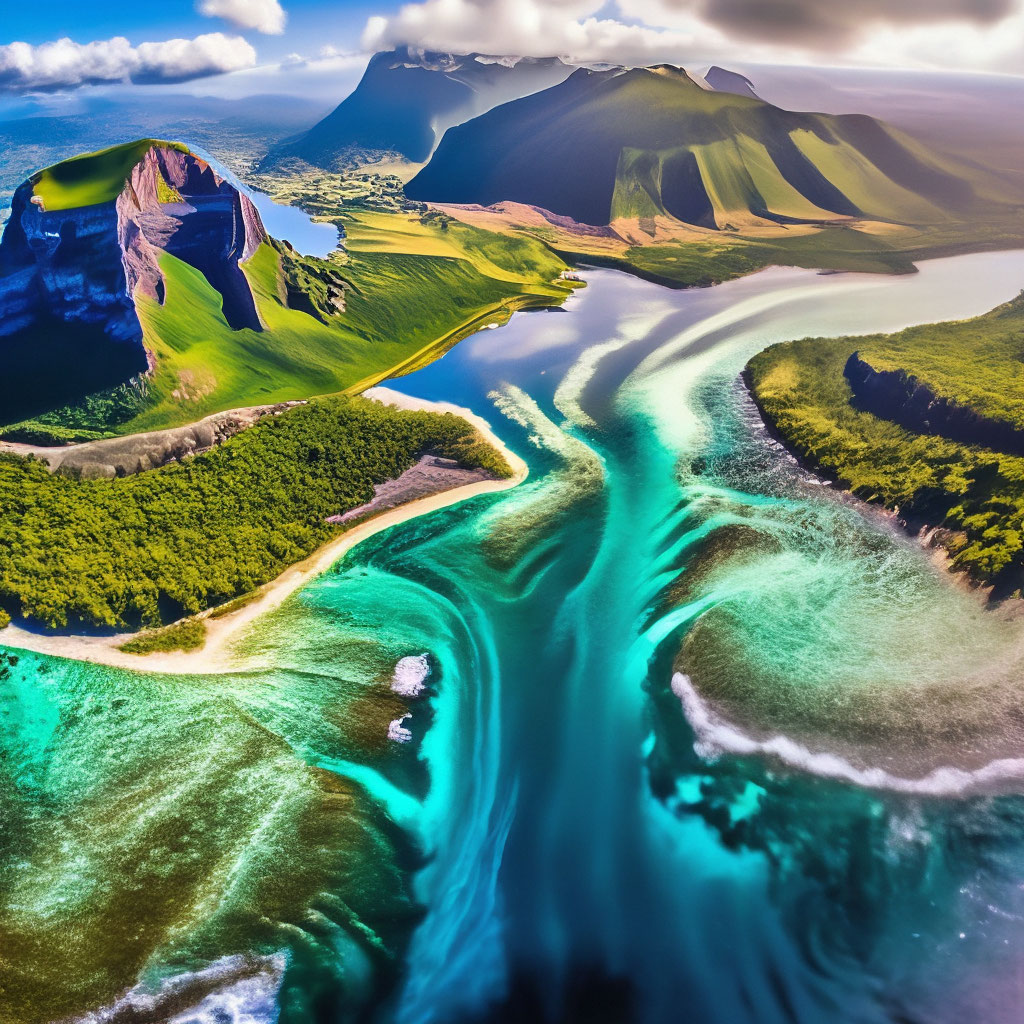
[0,34,257,91]
[198,0,288,36]
[360,0,712,65]
[361,0,1024,73]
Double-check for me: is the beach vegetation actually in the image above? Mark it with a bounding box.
[119,618,206,655]
[0,396,510,631]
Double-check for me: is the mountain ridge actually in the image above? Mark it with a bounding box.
[406,65,982,230]
[0,140,270,421]
[260,46,576,171]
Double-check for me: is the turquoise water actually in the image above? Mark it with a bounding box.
[5,253,1024,1022]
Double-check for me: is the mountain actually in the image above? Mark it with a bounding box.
[0,140,270,422]
[259,47,575,171]
[405,65,984,230]
[0,138,576,440]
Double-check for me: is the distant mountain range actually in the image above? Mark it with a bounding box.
[405,65,984,229]
[259,47,576,170]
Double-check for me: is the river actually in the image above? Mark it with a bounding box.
[4,251,1024,1024]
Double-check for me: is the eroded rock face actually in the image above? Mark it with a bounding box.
[0,143,268,423]
[844,351,1024,456]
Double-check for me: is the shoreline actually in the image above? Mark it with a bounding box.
[739,368,1024,610]
[0,388,527,675]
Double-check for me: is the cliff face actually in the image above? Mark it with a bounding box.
[0,142,267,423]
[844,351,1024,456]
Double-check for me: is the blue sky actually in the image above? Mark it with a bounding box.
[0,1,378,58]
[1,0,1022,102]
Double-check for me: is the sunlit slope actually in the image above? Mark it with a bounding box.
[259,47,573,170]
[32,139,190,210]
[123,224,569,433]
[408,66,989,229]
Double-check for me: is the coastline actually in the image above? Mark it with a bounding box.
[739,367,1024,609]
[0,388,527,675]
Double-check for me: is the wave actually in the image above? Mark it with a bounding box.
[78,953,285,1024]
[672,672,1024,797]
[392,653,432,697]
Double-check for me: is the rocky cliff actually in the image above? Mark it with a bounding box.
[0,140,267,423]
[844,351,1024,456]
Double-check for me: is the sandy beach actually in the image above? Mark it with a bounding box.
[0,388,527,675]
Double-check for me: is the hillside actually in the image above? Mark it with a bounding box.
[260,47,574,171]
[408,66,986,228]
[0,140,573,439]
[407,65,1024,285]
[745,293,1024,594]
[0,139,269,424]
[0,395,508,631]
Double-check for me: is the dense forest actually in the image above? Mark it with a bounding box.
[0,396,509,630]
[745,295,1024,594]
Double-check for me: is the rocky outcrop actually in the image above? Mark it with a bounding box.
[0,142,268,423]
[119,145,267,329]
[844,351,1024,455]
[0,402,303,479]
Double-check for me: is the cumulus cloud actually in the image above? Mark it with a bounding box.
[360,0,1024,72]
[198,0,288,36]
[361,0,711,65]
[0,34,257,91]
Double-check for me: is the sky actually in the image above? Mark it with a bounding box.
[1,0,1023,102]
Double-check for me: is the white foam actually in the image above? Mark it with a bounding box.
[388,714,414,744]
[391,653,432,697]
[672,672,1024,797]
[77,953,285,1024]
[167,969,282,1024]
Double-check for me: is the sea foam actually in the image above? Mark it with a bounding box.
[391,653,431,697]
[78,953,285,1024]
[388,714,414,744]
[672,672,1024,797]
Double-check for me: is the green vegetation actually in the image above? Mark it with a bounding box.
[207,589,262,619]
[746,294,1024,591]
[155,171,183,204]
[34,211,571,436]
[0,395,510,631]
[32,139,189,211]
[0,608,10,630]
[1,380,150,444]
[410,64,1024,286]
[409,66,1011,228]
[119,618,206,655]
[849,298,1024,430]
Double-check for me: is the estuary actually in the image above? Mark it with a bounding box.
[5,251,1024,1023]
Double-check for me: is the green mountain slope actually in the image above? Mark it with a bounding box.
[1,141,573,439]
[407,66,993,229]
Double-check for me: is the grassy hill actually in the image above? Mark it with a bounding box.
[118,230,568,434]
[31,139,190,210]
[745,294,1024,593]
[408,66,989,227]
[408,66,1024,285]
[2,140,573,440]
